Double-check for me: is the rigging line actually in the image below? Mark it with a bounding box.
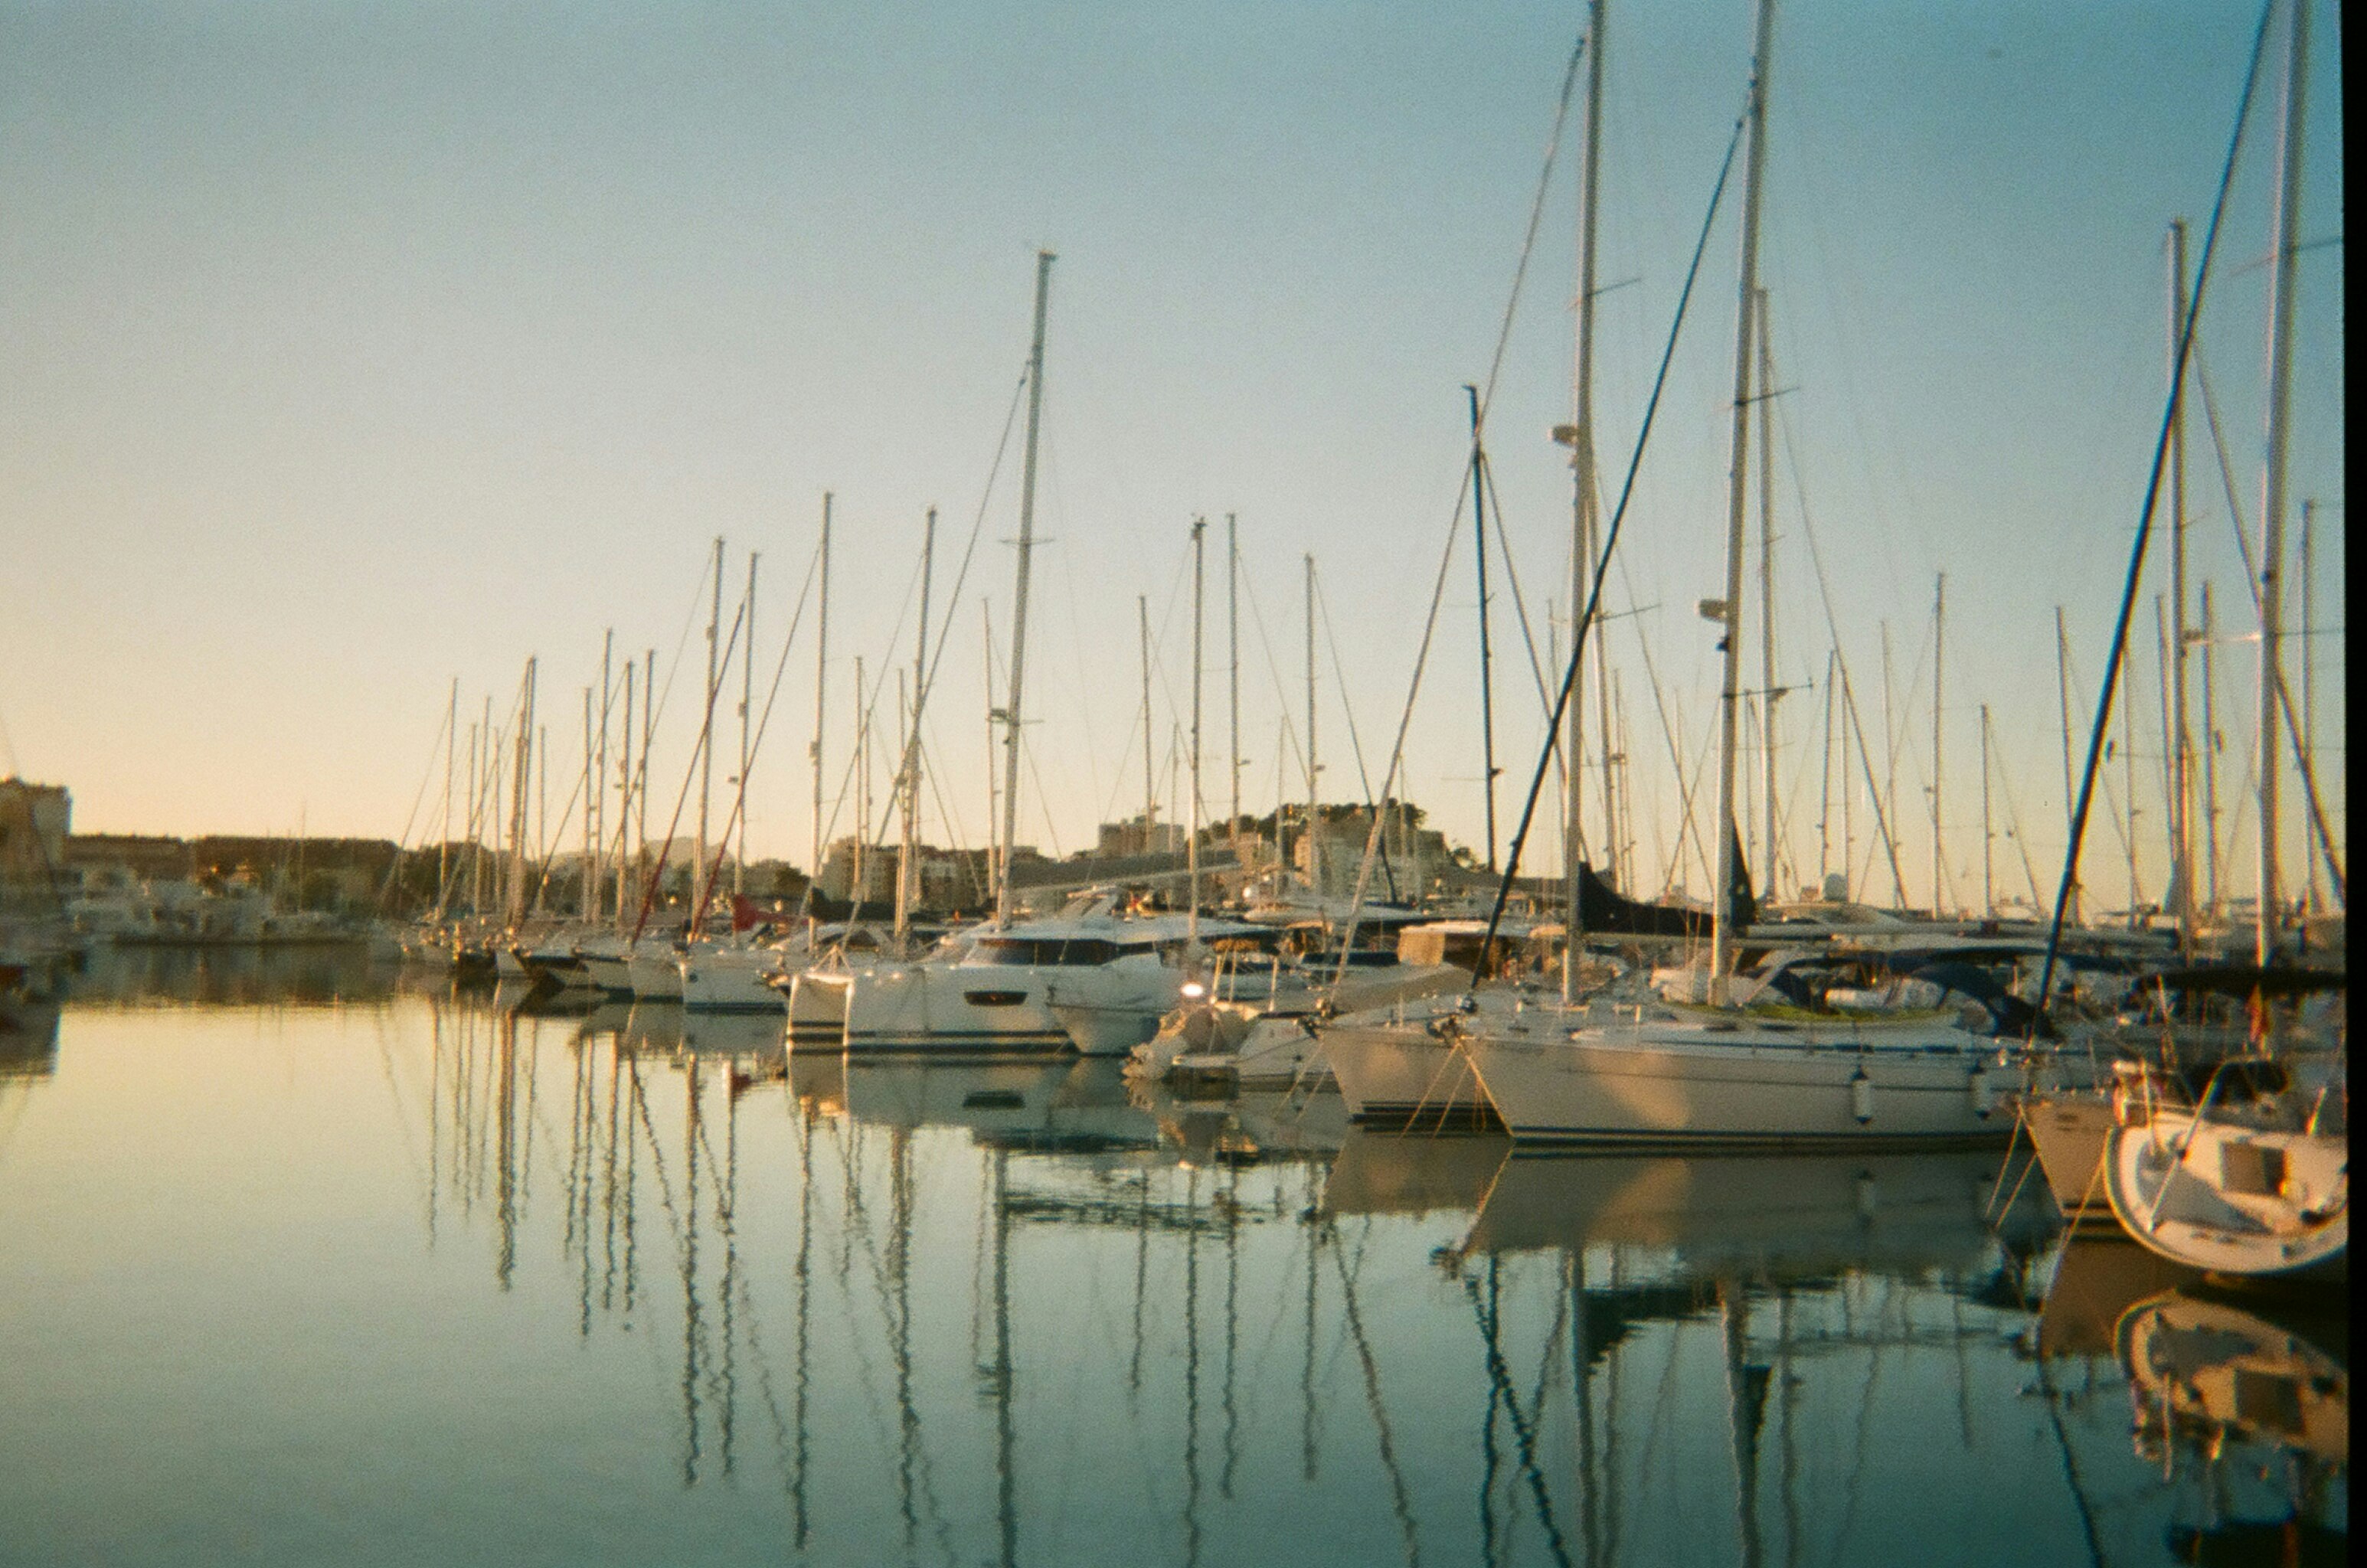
[839,364,1032,866]
[2189,345,2347,906]
[842,532,931,851]
[688,536,826,929]
[627,545,723,835]
[1096,541,1195,831]
[1312,569,1406,902]
[1476,27,1591,430]
[2054,637,2146,903]
[1234,561,1312,782]
[1481,445,1567,750]
[1463,87,1754,996]
[2033,0,2276,1027]
[628,599,749,942]
[374,698,454,913]
[1609,553,1715,893]
[1767,350,1909,899]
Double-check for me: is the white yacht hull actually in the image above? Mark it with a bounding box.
[679,947,793,1012]
[839,962,1071,1053]
[1458,1017,2010,1148]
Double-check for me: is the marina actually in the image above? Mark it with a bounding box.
[0,1,2345,1563]
[0,949,2346,1566]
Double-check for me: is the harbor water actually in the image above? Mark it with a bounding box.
[0,950,2346,1566]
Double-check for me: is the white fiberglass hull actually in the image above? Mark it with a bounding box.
[784,969,852,1044]
[679,946,793,1012]
[839,961,1071,1054]
[1460,1015,2010,1148]
[2104,1109,2346,1279]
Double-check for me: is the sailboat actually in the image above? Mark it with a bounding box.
[1328,0,2014,1151]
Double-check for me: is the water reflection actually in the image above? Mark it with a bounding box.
[68,941,397,1006]
[7,975,2347,1566]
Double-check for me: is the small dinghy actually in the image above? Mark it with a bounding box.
[2104,1055,2347,1281]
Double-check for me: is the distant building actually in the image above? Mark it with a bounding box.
[1097,815,1185,858]
[0,778,70,892]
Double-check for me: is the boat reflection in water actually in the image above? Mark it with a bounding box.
[2029,1230,2349,1566]
[391,982,2346,1567]
[2117,1289,2347,1563]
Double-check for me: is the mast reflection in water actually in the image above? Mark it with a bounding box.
[0,959,2344,1566]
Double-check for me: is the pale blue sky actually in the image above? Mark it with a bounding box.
[0,1,2343,910]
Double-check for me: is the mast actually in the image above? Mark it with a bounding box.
[1188,518,1205,945]
[1711,0,1774,1001]
[2121,609,2141,923]
[1226,512,1241,838]
[1467,385,1501,871]
[2254,0,2307,963]
[996,250,1054,926]
[1304,554,1319,900]
[2199,583,2222,916]
[595,630,612,923]
[699,536,722,910]
[1757,289,1780,905]
[616,660,635,925]
[1139,596,1156,844]
[895,508,935,949]
[639,648,654,916]
[1817,648,1836,893]
[809,498,831,929]
[737,551,757,898]
[2166,219,2197,952]
[2055,608,2079,926]
[1979,703,1996,916]
[2298,499,2320,916]
[1561,0,1607,1001]
[582,687,597,920]
[1931,573,1945,915]
[861,657,880,908]
[982,602,998,910]
[440,676,456,919]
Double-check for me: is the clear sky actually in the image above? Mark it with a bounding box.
[0,0,2343,913]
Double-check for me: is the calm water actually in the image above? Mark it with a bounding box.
[0,949,2346,1567]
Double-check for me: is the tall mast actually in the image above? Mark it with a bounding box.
[617,660,635,925]
[737,551,757,898]
[1817,648,1836,894]
[2298,499,2320,916]
[582,687,597,920]
[639,648,654,913]
[1756,289,1780,906]
[2121,609,2141,923]
[1710,0,1774,1001]
[2166,219,2197,952]
[1561,0,1607,1000]
[1139,596,1156,843]
[996,250,1054,925]
[1931,573,1945,914]
[2254,0,2308,964]
[595,630,612,923]
[1467,386,1500,871]
[1304,554,1319,900]
[1979,704,1995,916]
[2055,608,2079,926]
[810,496,832,924]
[1188,518,1205,945]
[861,657,880,903]
[440,676,456,918]
[2199,584,2222,916]
[982,601,998,910]
[1226,513,1241,838]
[895,509,935,948]
[699,535,722,908]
